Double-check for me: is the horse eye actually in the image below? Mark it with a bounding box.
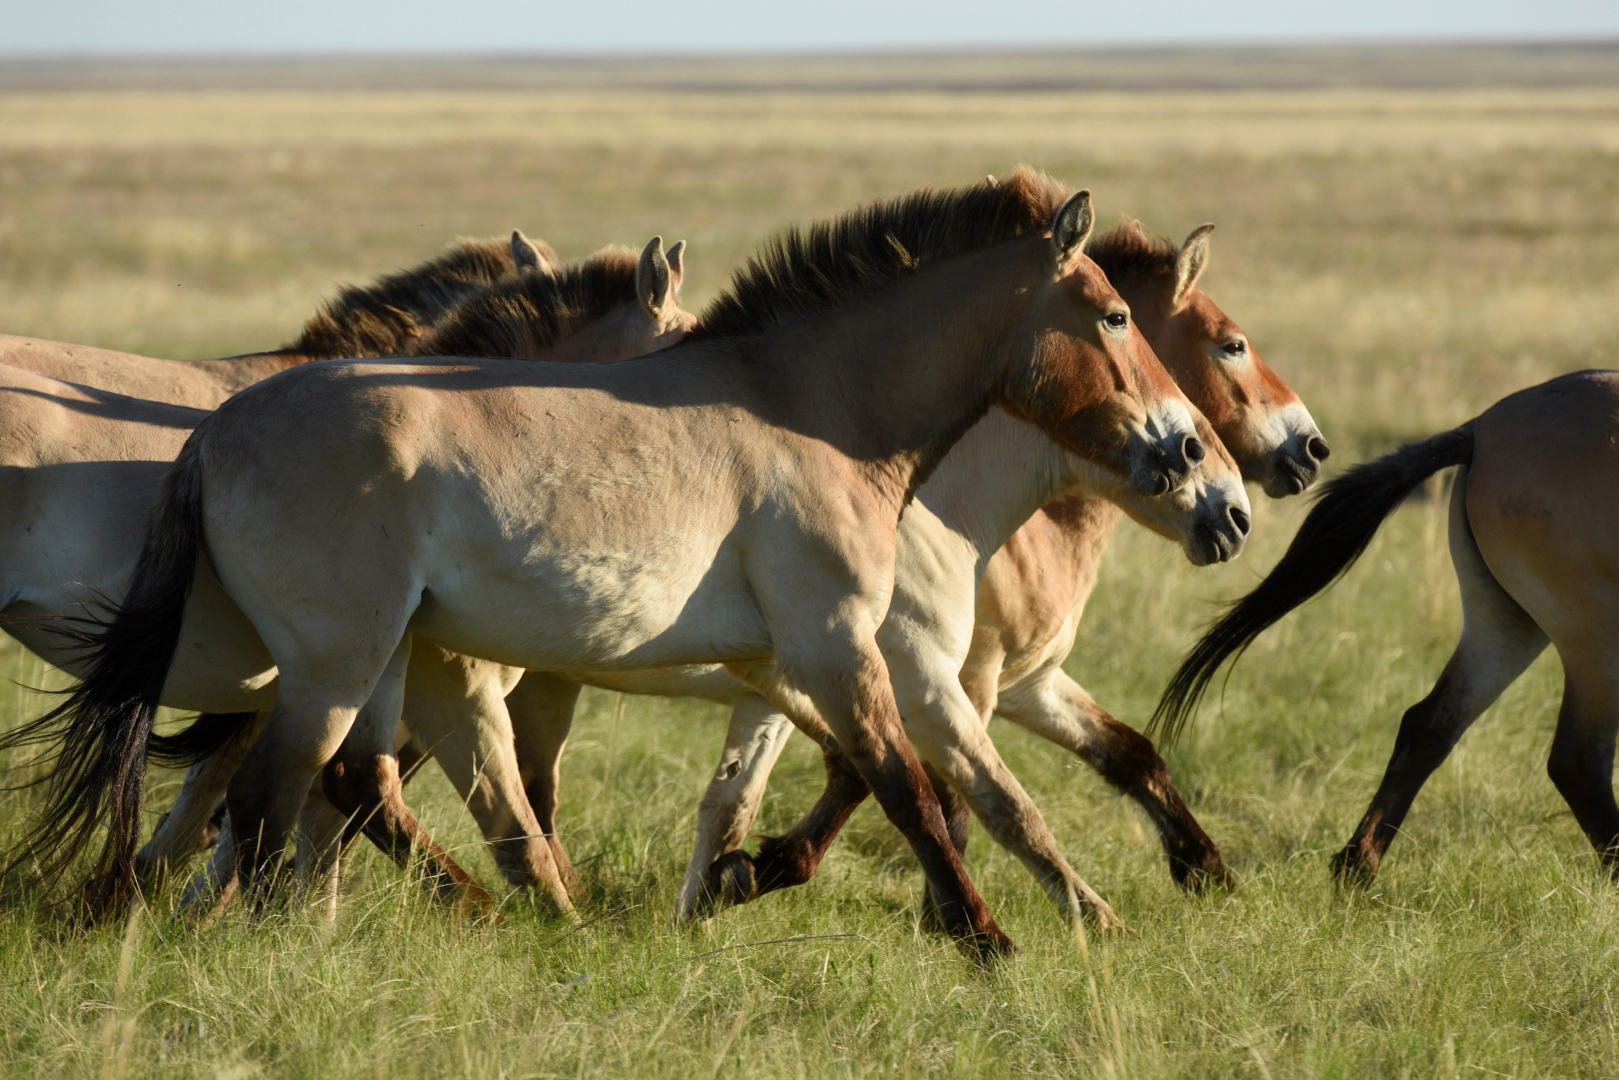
[1223,339,1247,356]
[1104,312,1128,329]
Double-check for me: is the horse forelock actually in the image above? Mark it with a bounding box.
[284,236,522,360]
[690,166,1067,343]
[412,246,643,360]
[1084,220,1179,294]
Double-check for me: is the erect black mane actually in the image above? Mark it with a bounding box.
[285,235,556,360]
[410,246,641,360]
[691,166,1066,342]
[1084,220,1179,293]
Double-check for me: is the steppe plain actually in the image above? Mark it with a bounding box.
[3,45,1619,1078]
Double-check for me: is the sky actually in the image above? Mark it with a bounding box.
[3,0,1617,55]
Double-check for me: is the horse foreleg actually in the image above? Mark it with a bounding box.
[897,660,1120,933]
[995,668,1230,890]
[736,640,1013,959]
[676,694,794,920]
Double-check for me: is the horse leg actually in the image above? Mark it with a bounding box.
[505,671,584,897]
[737,635,1013,957]
[318,637,494,911]
[1546,654,1619,868]
[893,656,1120,932]
[1334,468,1548,882]
[137,711,267,884]
[996,667,1230,890]
[400,648,569,912]
[293,777,348,925]
[916,761,973,930]
[676,694,795,919]
[180,810,239,923]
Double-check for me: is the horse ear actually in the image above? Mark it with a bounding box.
[666,239,686,293]
[1173,223,1215,306]
[1050,189,1093,271]
[511,230,550,274]
[637,236,672,318]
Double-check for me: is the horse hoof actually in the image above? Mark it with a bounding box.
[1330,844,1379,888]
[698,850,759,914]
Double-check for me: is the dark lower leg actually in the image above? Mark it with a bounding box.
[1546,683,1619,869]
[1079,712,1230,889]
[1333,684,1476,883]
[919,762,971,928]
[701,737,871,909]
[322,752,493,909]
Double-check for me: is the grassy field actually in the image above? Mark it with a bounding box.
[2,55,1619,1076]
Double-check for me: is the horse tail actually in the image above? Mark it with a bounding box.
[1150,423,1476,748]
[0,436,225,912]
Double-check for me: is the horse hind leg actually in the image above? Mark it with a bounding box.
[996,667,1231,891]
[1546,652,1619,870]
[1334,465,1548,883]
[319,638,495,913]
[137,711,268,886]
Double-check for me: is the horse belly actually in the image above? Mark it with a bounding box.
[410,536,773,672]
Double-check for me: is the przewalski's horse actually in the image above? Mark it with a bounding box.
[146,238,694,914]
[0,239,690,915]
[662,218,1321,918]
[30,172,1224,956]
[0,230,556,410]
[1153,369,1619,884]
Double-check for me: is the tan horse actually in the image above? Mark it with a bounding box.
[32,173,1231,956]
[661,219,1325,916]
[1154,370,1619,883]
[0,239,691,915]
[0,231,556,410]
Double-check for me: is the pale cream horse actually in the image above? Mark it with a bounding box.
[0,239,692,914]
[491,219,1314,925]
[0,230,556,409]
[1155,370,1619,884]
[670,219,1326,916]
[31,174,1225,956]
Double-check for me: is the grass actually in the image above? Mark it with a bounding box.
[2,67,1619,1076]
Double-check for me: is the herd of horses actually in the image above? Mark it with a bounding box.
[0,167,1611,959]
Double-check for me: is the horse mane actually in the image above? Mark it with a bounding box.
[691,166,1066,342]
[410,246,642,360]
[1084,220,1179,293]
[284,235,556,360]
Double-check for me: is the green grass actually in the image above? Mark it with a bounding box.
[1,79,1618,1077]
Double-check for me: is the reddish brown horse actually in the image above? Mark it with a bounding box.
[1156,370,1619,883]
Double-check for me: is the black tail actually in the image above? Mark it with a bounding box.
[0,438,231,911]
[1149,424,1476,748]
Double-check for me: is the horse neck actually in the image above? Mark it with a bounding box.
[1039,493,1127,602]
[750,239,1049,512]
[912,408,1087,568]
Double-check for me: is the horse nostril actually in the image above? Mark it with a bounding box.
[1229,506,1251,536]
[1183,436,1207,465]
[1306,435,1331,463]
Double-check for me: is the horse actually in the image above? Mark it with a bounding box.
[1152,370,1619,883]
[27,171,1237,957]
[0,230,556,410]
[660,218,1326,918]
[0,238,691,917]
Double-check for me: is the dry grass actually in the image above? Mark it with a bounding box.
[1,66,1618,1077]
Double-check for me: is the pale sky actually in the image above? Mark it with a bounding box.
[3,0,1617,54]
